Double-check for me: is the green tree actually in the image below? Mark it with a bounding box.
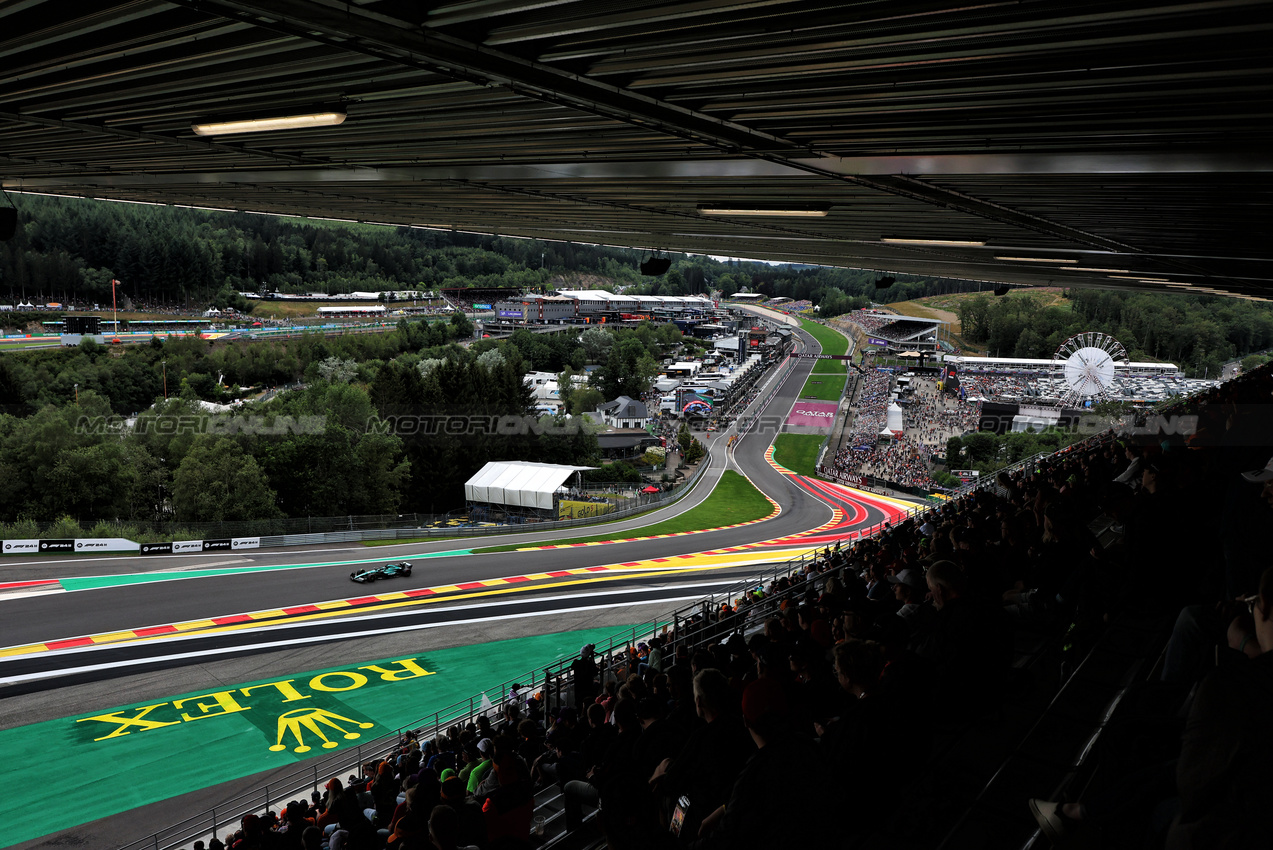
[171,436,281,522]
[958,295,993,343]
[594,337,658,399]
[476,348,506,372]
[449,311,474,339]
[684,436,705,464]
[1013,327,1044,358]
[580,327,613,362]
[315,356,358,383]
[568,386,604,415]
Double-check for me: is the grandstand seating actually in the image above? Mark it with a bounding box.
[157,363,1272,850]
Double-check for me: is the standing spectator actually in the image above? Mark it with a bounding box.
[571,644,600,711]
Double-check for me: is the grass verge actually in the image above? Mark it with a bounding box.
[471,470,774,553]
[797,377,847,401]
[796,318,849,400]
[772,433,824,476]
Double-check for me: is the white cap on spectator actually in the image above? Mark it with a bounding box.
[1242,457,1273,483]
[887,568,926,591]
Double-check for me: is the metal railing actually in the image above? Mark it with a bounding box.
[118,538,830,850]
[118,345,925,849]
[121,412,1112,850]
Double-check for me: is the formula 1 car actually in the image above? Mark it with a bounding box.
[350,561,413,583]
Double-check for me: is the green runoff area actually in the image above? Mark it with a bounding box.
[797,317,850,400]
[771,433,825,477]
[45,547,471,592]
[798,370,848,401]
[0,624,646,846]
[472,469,774,553]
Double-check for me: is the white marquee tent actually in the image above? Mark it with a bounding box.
[464,461,595,511]
[880,402,906,440]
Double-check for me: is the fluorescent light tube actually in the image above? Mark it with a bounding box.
[993,256,1078,263]
[882,237,985,247]
[192,111,346,136]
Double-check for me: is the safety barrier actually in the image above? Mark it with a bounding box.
[122,421,1067,850]
[115,537,838,850]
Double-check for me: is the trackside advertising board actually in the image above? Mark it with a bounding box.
[0,625,643,846]
[139,537,258,555]
[2,538,140,555]
[73,538,140,553]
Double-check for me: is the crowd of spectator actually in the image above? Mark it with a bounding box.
[854,437,934,487]
[841,369,893,447]
[836,309,896,335]
[872,319,926,341]
[192,360,1272,850]
[957,372,1035,400]
[902,378,981,454]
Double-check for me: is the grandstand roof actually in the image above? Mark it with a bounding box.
[1,3,1269,299]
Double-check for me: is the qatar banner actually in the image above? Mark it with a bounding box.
[786,401,838,430]
[818,466,867,487]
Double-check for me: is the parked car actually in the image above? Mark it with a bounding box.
[350,561,413,583]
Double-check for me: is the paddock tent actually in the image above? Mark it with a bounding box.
[465,461,595,510]
[880,403,906,440]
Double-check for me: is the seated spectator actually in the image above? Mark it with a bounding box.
[476,737,535,845]
[427,804,479,850]
[1167,565,1273,849]
[563,698,642,831]
[889,567,933,627]
[914,560,1012,722]
[436,777,485,848]
[316,777,377,850]
[384,786,428,849]
[693,678,835,849]
[650,668,754,839]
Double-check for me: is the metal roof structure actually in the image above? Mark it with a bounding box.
[464,460,593,510]
[2,1,1271,299]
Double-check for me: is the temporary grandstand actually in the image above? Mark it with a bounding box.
[463,460,595,520]
[842,309,946,350]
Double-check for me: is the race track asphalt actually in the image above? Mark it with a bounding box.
[0,316,899,707]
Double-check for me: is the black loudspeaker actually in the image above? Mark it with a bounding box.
[640,257,671,276]
[994,285,1011,296]
[874,276,896,288]
[0,207,16,241]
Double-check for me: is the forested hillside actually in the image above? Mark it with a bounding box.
[0,314,687,527]
[0,194,992,311]
[956,289,1273,377]
[3,194,1272,528]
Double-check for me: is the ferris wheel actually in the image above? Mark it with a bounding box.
[1053,331,1126,408]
